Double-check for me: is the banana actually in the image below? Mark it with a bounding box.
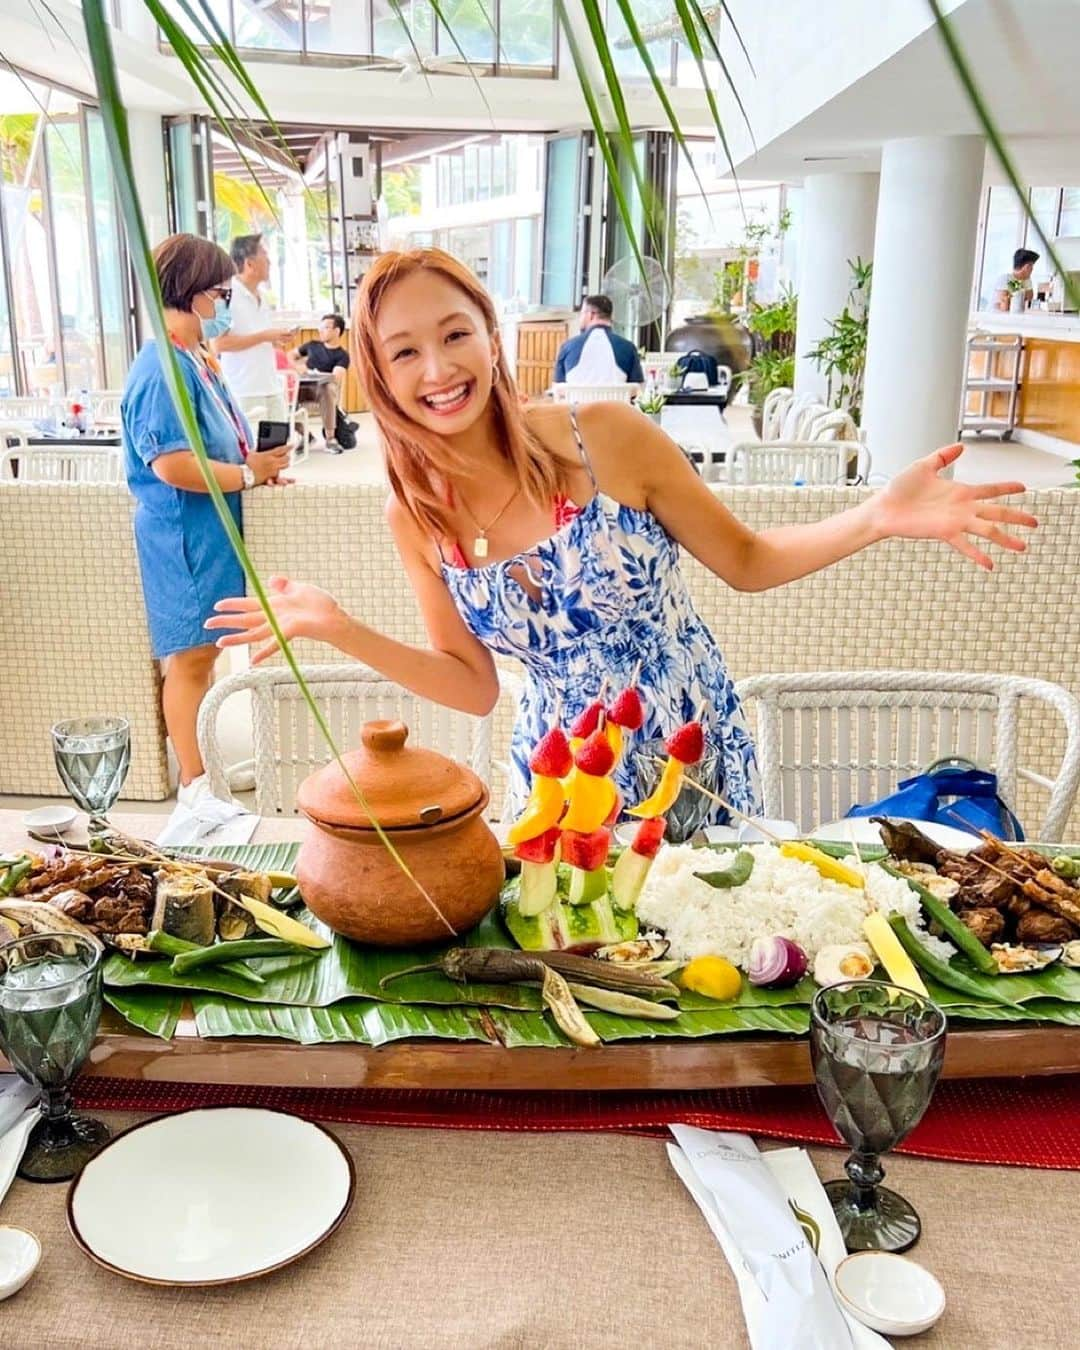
[0,898,103,948]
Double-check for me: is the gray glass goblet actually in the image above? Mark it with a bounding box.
[0,933,110,1182]
[632,738,721,844]
[51,716,130,838]
[811,980,946,1253]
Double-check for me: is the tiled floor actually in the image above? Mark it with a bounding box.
[292,404,1076,490]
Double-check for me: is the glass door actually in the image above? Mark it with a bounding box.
[602,130,674,349]
[164,115,215,237]
[540,132,591,309]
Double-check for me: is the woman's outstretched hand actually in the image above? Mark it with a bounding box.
[871,443,1037,570]
[206,575,344,664]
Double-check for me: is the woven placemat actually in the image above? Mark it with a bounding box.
[71,1075,1080,1169]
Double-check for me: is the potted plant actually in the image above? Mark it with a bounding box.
[663,361,682,394]
[1006,275,1026,313]
[637,388,667,425]
[806,259,872,425]
[734,286,798,435]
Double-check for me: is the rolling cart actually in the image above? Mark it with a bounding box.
[959,332,1023,440]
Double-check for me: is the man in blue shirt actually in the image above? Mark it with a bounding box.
[553,294,644,385]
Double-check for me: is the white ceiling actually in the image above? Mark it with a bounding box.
[720,0,1080,182]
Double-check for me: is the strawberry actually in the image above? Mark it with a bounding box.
[514,826,561,866]
[631,816,667,859]
[665,720,705,766]
[561,827,611,873]
[574,729,616,777]
[528,727,573,779]
[570,700,605,739]
[609,687,645,731]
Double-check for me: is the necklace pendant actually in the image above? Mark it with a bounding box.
[473,534,489,559]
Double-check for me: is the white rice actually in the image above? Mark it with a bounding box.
[636,844,955,967]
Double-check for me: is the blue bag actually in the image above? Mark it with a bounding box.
[845,758,1024,841]
[675,350,719,388]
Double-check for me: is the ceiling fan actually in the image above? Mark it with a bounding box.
[365,46,479,81]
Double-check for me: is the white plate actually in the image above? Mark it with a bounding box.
[0,1225,41,1301]
[67,1108,354,1286]
[809,817,979,853]
[835,1250,946,1335]
[22,805,78,835]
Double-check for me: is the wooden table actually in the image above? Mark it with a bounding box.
[4,811,1080,1092]
[2,812,1079,1347]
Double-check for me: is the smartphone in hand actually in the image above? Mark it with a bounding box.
[256,420,290,452]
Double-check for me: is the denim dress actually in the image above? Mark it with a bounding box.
[122,340,248,659]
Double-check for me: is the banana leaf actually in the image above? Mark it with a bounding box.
[194,996,498,1047]
[943,1001,1080,1027]
[190,992,808,1046]
[105,989,183,1040]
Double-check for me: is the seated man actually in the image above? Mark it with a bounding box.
[289,314,351,453]
[553,295,644,387]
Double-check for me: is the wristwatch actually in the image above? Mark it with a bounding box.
[240,463,256,491]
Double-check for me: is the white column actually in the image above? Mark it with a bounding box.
[125,109,171,340]
[794,172,879,399]
[862,136,985,478]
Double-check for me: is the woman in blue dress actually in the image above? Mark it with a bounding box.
[208,248,1035,821]
[123,234,291,811]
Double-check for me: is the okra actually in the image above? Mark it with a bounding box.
[884,866,999,976]
[887,915,1021,1007]
[147,929,265,987]
[170,937,307,977]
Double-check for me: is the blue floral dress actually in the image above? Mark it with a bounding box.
[441,408,760,821]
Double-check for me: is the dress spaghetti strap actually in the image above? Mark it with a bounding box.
[567,404,599,492]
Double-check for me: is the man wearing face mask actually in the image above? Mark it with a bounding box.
[214,233,295,425]
[121,233,291,824]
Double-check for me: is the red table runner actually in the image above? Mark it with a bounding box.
[73,1076,1080,1170]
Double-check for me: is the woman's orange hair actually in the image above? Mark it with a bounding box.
[350,248,563,541]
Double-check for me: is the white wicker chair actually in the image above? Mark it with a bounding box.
[551,382,638,405]
[87,391,123,428]
[728,442,851,485]
[733,671,1080,841]
[197,662,521,818]
[0,445,123,484]
[0,396,53,424]
[761,388,793,441]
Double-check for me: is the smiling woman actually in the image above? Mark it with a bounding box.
[207,247,1038,820]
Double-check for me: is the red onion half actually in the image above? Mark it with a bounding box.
[747,935,808,988]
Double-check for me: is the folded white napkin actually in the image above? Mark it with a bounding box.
[668,1126,891,1350]
[0,1076,39,1209]
[155,801,258,848]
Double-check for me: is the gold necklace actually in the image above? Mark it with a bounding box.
[458,483,520,559]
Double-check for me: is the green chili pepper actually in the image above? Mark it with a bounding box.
[0,859,33,896]
[1051,854,1080,880]
[170,937,309,977]
[887,915,1020,1007]
[883,866,998,976]
[147,929,265,987]
[697,849,755,890]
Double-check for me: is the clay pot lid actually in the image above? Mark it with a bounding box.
[296,719,486,831]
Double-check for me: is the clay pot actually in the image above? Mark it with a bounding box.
[295,720,505,947]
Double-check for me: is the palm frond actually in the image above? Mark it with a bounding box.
[81,0,457,939]
[611,0,714,221]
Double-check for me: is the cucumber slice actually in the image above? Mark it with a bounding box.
[517,860,558,916]
[567,865,608,906]
[557,897,604,944]
[610,848,651,913]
